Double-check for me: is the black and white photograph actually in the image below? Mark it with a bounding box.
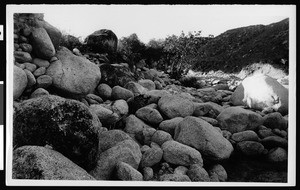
[4,4,296,187]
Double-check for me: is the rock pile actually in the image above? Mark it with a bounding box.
[12,14,288,182]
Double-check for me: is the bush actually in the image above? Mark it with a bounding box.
[60,34,83,51]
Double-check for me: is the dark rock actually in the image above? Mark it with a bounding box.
[261,136,288,149]
[263,112,288,130]
[13,146,95,180]
[236,141,265,156]
[13,95,102,171]
[186,164,210,182]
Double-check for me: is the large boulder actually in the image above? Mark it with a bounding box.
[14,65,28,100]
[46,47,101,97]
[84,29,118,54]
[174,116,234,161]
[13,95,102,171]
[13,146,95,180]
[216,107,264,134]
[230,74,288,115]
[90,139,142,180]
[161,140,203,167]
[158,95,194,119]
[30,27,56,60]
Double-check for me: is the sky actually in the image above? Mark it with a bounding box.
[13,5,296,43]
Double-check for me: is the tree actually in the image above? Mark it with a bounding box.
[118,33,146,70]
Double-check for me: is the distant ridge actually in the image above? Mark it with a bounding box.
[192,18,289,74]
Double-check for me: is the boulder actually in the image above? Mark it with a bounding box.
[85,94,103,105]
[13,146,95,180]
[115,162,143,181]
[186,164,210,182]
[151,130,172,146]
[125,81,148,96]
[30,88,49,99]
[216,107,263,134]
[207,164,227,182]
[33,67,46,77]
[40,20,62,49]
[111,99,129,116]
[19,43,32,53]
[124,115,152,136]
[89,104,119,126]
[161,140,203,167]
[85,29,118,54]
[263,112,288,130]
[23,62,37,72]
[236,141,265,156]
[33,58,50,68]
[30,27,55,59]
[46,47,101,97]
[135,127,156,145]
[174,166,188,175]
[111,85,134,100]
[145,90,171,104]
[23,69,36,88]
[90,139,142,180]
[199,116,218,126]
[14,51,32,63]
[13,65,28,100]
[143,167,154,181]
[174,116,233,161]
[97,83,112,100]
[195,88,223,103]
[135,106,163,125]
[158,95,194,119]
[261,136,288,149]
[36,75,52,89]
[158,117,184,137]
[138,79,156,91]
[266,147,288,162]
[13,95,102,171]
[230,74,288,115]
[231,130,260,142]
[140,142,163,168]
[193,102,224,118]
[98,129,132,153]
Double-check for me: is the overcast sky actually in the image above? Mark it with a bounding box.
[11,5,296,43]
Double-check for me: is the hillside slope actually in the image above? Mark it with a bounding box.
[192,18,289,73]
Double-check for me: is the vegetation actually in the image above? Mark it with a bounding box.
[59,18,289,79]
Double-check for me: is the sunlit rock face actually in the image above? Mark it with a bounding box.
[230,74,288,115]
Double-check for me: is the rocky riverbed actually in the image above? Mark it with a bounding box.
[12,13,289,182]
